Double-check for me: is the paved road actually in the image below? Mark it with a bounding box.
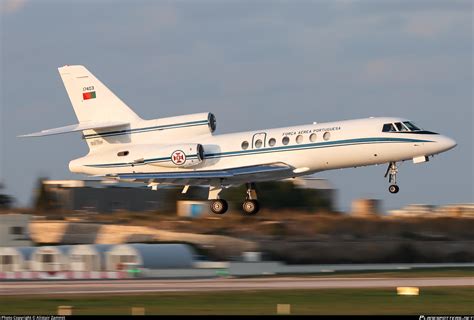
[1,277,473,296]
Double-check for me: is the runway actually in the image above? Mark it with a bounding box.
[2,277,472,296]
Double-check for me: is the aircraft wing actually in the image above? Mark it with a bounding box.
[112,163,295,185]
[18,121,129,137]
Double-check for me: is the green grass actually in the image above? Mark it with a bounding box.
[1,287,473,315]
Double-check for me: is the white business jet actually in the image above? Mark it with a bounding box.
[20,65,457,215]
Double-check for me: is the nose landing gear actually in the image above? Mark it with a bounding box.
[388,184,399,194]
[384,162,400,194]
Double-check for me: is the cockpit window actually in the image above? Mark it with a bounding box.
[394,122,409,132]
[382,123,397,132]
[383,121,424,133]
[403,121,421,131]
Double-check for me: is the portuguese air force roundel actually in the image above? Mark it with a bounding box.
[171,150,186,165]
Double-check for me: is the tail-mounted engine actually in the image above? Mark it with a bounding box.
[132,143,205,168]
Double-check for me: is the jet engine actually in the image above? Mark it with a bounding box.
[132,143,205,168]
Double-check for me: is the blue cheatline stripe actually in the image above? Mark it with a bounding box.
[86,154,199,168]
[204,137,431,159]
[84,137,433,168]
[83,120,209,140]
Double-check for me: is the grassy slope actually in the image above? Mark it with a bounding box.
[1,287,473,315]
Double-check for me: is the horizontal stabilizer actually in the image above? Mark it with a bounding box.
[18,121,129,137]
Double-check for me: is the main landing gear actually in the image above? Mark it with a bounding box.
[208,183,260,215]
[210,199,228,214]
[242,183,260,215]
[209,185,229,214]
[384,161,400,194]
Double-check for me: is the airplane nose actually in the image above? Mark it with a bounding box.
[439,135,457,152]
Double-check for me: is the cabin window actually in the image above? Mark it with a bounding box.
[282,136,290,145]
[323,132,331,141]
[117,151,129,157]
[296,135,303,144]
[309,133,317,142]
[268,138,276,147]
[241,141,249,150]
[255,139,263,148]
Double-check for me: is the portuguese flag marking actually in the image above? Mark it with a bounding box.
[83,91,96,100]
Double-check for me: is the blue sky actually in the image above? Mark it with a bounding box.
[1,0,472,211]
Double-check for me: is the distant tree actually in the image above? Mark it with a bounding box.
[0,182,15,209]
[0,193,13,209]
[221,181,332,212]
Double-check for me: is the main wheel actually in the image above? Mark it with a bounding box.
[210,199,228,214]
[242,200,260,215]
[389,185,399,194]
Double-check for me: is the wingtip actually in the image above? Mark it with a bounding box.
[17,133,33,138]
[18,131,45,138]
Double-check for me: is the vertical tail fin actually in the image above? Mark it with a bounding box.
[58,65,141,123]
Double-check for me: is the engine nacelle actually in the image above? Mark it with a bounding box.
[133,143,205,168]
[149,112,216,135]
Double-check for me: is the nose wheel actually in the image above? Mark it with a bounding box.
[385,162,400,194]
[388,184,399,194]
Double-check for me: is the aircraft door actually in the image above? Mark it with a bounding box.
[252,132,267,149]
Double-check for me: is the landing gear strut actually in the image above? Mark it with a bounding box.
[209,186,228,214]
[242,183,260,215]
[384,162,400,194]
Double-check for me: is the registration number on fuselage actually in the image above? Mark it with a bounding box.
[83,86,95,91]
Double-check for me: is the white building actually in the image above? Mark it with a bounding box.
[29,246,70,272]
[0,247,34,272]
[0,214,32,247]
[69,244,114,271]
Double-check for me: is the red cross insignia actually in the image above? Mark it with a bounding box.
[171,150,186,165]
